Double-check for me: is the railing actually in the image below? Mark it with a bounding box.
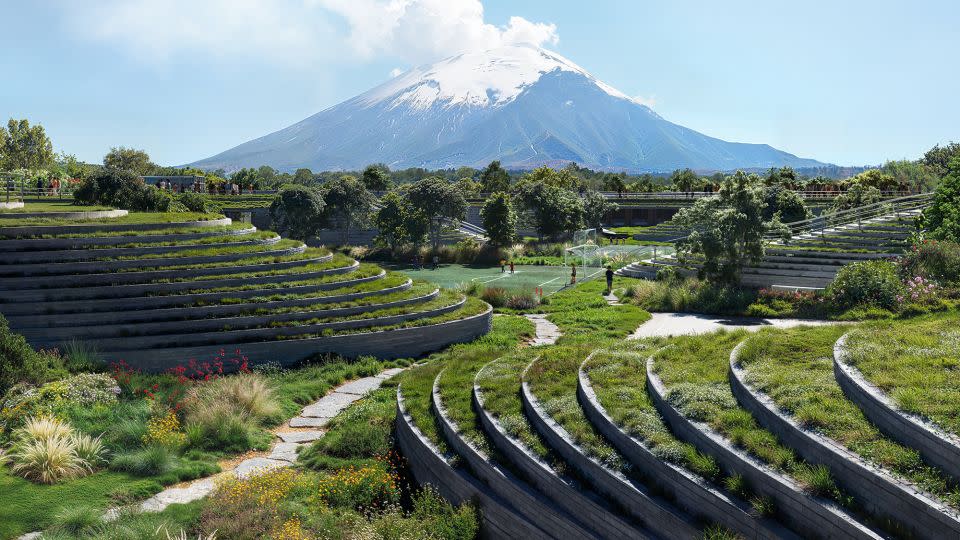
[766,192,932,242]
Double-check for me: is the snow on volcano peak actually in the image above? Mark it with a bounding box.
[358,43,635,110]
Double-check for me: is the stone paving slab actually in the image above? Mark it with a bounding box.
[524,313,561,346]
[139,476,216,512]
[277,430,324,443]
[376,367,405,379]
[289,416,333,428]
[336,376,385,395]
[300,391,362,417]
[269,442,301,462]
[234,457,287,479]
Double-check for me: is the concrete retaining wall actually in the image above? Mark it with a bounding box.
[394,387,550,540]
[833,334,960,484]
[21,288,439,342]
[0,265,376,314]
[472,365,645,539]
[76,297,467,352]
[0,255,339,296]
[519,371,699,539]
[1,235,278,264]
[0,244,304,277]
[0,217,232,238]
[430,375,596,538]
[728,341,960,539]
[100,304,493,371]
[9,277,409,328]
[576,358,794,539]
[0,209,128,220]
[0,226,256,252]
[644,356,882,540]
[0,201,24,209]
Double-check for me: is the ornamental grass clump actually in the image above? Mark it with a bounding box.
[182,373,281,452]
[5,416,106,484]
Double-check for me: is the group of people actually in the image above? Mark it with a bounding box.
[156,179,204,193]
[411,254,441,270]
[33,177,62,196]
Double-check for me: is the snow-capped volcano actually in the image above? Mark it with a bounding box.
[360,44,634,110]
[190,44,825,173]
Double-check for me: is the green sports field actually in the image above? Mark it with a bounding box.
[389,263,609,296]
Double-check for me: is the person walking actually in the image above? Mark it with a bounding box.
[500,258,506,273]
[605,265,614,295]
[36,177,44,197]
[509,261,515,274]
[432,254,439,270]
[570,263,577,285]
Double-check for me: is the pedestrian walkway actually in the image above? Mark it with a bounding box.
[524,313,562,346]
[125,367,405,514]
[629,311,834,339]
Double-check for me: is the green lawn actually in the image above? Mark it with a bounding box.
[386,262,606,296]
[0,199,113,213]
[845,312,960,435]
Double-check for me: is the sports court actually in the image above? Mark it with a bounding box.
[388,263,604,296]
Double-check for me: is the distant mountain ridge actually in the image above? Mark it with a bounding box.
[190,44,827,173]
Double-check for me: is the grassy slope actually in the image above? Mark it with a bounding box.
[739,325,960,509]
[845,312,960,435]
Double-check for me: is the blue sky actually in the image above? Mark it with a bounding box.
[2,0,957,168]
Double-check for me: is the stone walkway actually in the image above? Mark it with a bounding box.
[130,367,406,514]
[524,314,561,346]
[629,312,834,339]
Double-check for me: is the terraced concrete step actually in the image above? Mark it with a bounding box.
[0,234,280,264]
[0,226,256,251]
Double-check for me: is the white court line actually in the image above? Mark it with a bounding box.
[583,268,606,280]
[477,273,515,284]
[538,276,563,287]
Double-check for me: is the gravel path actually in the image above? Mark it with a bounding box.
[630,311,835,339]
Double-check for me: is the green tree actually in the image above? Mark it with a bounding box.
[673,171,772,284]
[512,182,584,241]
[670,168,700,192]
[764,166,799,188]
[923,158,960,242]
[582,190,617,231]
[479,160,511,193]
[762,185,811,223]
[373,191,414,254]
[269,184,325,241]
[848,169,898,191]
[831,182,882,212]
[601,173,627,194]
[405,177,467,249]
[1,118,54,171]
[361,164,392,191]
[923,142,960,178]
[320,175,376,245]
[103,146,153,175]
[480,192,516,247]
[882,160,937,193]
[518,166,582,191]
[455,177,482,198]
[292,168,314,185]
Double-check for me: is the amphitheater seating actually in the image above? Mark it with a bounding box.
[0,211,491,372]
[618,211,919,289]
[397,319,960,539]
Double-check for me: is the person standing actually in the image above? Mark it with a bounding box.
[500,258,506,273]
[432,254,439,270]
[36,177,44,197]
[605,265,614,294]
[509,261,515,274]
[570,263,577,285]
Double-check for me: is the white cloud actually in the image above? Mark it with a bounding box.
[633,94,657,108]
[389,67,404,77]
[61,0,558,70]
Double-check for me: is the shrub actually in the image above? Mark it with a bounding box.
[74,168,173,211]
[110,445,175,476]
[315,464,400,511]
[827,260,903,310]
[505,292,539,310]
[899,240,960,284]
[181,374,280,452]
[410,486,480,540]
[177,192,220,213]
[480,287,508,308]
[15,416,73,443]
[200,468,302,539]
[0,373,120,433]
[142,410,186,449]
[452,237,482,263]
[0,314,66,395]
[655,265,683,283]
[10,434,86,484]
